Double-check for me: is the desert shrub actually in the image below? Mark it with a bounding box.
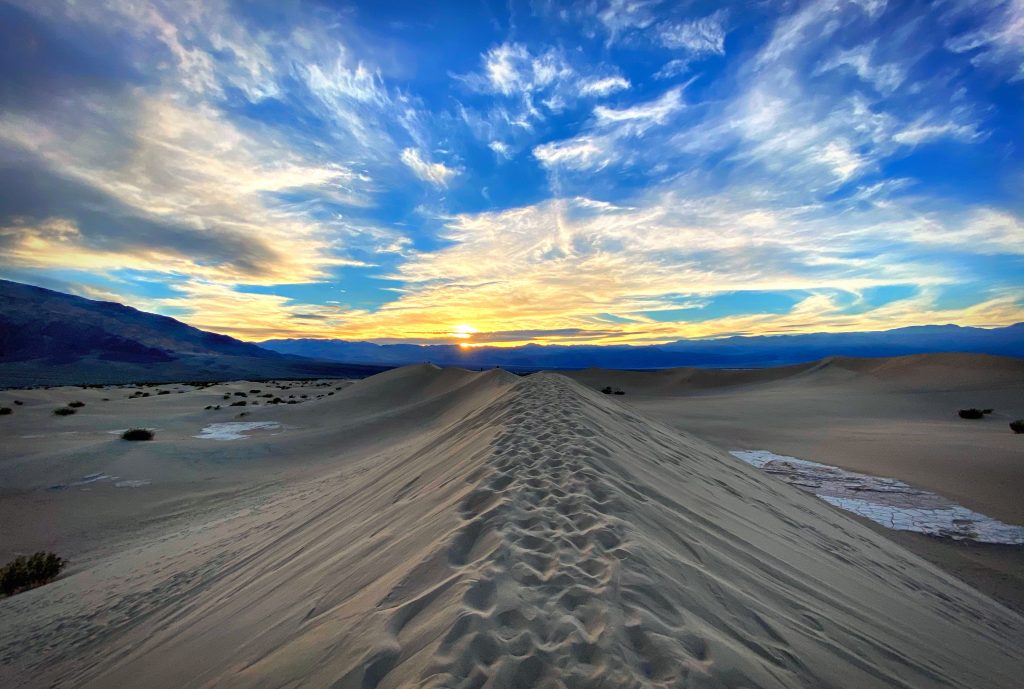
[234,392,247,397]
[600,386,613,394]
[982,408,993,414]
[1,551,67,596]
[249,389,260,394]
[67,401,85,408]
[1011,419,1024,434]
[121,428,154,441]
[13,400,23,405]
[157,390,170,395]
[958,408,984,419]
[272,397,283,403]
[230,400,247,407]
[53,407,76,416]
[613,390,625,395]
[0,407,11,415]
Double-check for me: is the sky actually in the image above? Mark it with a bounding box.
[1,0,1022,346]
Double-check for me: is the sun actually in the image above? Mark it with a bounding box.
[450,324,478,339]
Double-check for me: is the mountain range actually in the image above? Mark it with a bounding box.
[0,280,387,386]
[261,323,1024,370]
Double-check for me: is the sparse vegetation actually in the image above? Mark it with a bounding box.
[1,551,67,597]
[1011,420,1024,434]
[67,401,85,408]
[53,407,76,416]
[13,400,23,406]
[121,428,154,441]
[157,390,171,395]
[958,408,985,419]
[0,407,11,415]
[230,400,247,407]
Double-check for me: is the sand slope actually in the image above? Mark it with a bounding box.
[2,367,1022,688]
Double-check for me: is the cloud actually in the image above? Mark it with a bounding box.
[944,0,1024,82]
[468,42,574,97]
[594,87,683,126]
[815,42,905,94]
[579,76,631,96]
[489,141,512,158]
[658,12,727,56]
[535,87,685,171]
[400,148,459,187]
[892,119,983,146]
[597,0,659,42]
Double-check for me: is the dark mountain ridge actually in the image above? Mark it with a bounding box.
[0,280,388,386]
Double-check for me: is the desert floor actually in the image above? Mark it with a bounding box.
[1,359,1022,688]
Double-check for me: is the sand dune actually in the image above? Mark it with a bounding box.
[2,366,1022,688]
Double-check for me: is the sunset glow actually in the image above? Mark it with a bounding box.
[1,1,1021,345]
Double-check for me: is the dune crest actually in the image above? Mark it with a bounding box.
[2,369,1021,688]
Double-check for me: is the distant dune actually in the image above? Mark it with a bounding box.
[1,363,1022,688]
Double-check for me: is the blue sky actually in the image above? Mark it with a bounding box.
[0,0,1022,344]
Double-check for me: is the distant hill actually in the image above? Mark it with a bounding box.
[0,280,388,386]
[260,323,1024,370]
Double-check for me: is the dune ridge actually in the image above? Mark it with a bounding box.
[1,368,1022,688]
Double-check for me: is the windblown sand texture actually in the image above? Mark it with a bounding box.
[1,365,1022,687]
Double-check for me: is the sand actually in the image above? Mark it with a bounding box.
[1,362,1023,687]
[565,352,1024,612]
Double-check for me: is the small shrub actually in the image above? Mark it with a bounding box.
[249,389,261,394]
[613,390,625,395]
[230,400,247,407]
[1,551,67,596]
[958,408,984,419]
[234,392,247,397]
[600,386,613,394]
[982,408,993,414]
[67,401,85,408]
[53,407,76,416]
[157,390,171,395]
[0,407,11,415]
[121,428,154,441]
[1011,419,1024,434]
[13,400,23,405]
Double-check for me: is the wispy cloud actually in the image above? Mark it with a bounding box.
[401,148,459,187]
